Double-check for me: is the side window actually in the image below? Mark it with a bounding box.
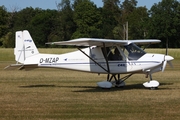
[101,47,123,61]
[112,47,123,61]
[101,47,113,60]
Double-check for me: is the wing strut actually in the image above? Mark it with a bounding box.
[102,43,111,80]
[77,47,109,73]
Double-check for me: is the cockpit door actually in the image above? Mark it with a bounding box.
[102,46,125,61]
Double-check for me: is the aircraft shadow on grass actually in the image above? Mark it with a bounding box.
[19,82,174,92]
[19,84,56,88]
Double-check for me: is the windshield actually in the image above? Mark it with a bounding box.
[124,43,146,60]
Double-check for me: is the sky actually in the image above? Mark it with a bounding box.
[1,0,162,11]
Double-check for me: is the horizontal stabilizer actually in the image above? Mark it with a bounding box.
[4,64,23,70]
[4,64,38,70]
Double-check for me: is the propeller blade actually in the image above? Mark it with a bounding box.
[162,39,174,72]
[162,60,167,72]
[166,39,168,55]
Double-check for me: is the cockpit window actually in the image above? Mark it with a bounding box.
[124,43,146,60]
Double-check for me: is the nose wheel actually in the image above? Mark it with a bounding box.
[143,74,159,90]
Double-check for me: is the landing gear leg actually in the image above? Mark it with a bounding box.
[149,74,152,81]
[97,74,133,88]
[108,74,133,87]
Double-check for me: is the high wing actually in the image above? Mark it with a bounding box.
[47,38,161,46]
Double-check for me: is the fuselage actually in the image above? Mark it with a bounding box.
[24,45,173,74]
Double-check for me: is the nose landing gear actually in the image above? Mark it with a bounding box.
[143,74,159,90]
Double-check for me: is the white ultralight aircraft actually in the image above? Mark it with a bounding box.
[6,30,174,89]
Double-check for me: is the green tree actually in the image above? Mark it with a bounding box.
[121,0,137,13]
[0,32,13,48]
[149,0,180,48]
[13,7,40,30]
[128,7,149,39]
[72,0,83,9]
[11,7,60,47]
[102,0,120,39]
[56,0,76,42]
[29,9,58,47]
[72,0,102,38]
[0,6,8,46]
[112,0,139,39]
[120,0,137,25]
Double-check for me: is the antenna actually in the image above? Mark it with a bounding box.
[166,38,168,55]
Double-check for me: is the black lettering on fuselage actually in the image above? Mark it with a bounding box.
[39,57,59,63]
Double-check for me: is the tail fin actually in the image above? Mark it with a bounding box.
[14,30,39,64]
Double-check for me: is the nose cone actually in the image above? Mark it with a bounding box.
[165,55,174,61]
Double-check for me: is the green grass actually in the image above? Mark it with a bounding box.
[0,48,180,120]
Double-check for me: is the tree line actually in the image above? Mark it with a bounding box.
[0,0,180,48]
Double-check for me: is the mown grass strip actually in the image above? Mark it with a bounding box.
[0,48,180,120]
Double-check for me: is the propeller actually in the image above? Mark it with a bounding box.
[162,60,167,72]
[161,39,174,72]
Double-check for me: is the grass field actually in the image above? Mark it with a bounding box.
[0,48,180,120]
